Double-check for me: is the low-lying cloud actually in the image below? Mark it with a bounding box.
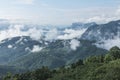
[95,35,120,50]
[70,39,80,50]
[0,23,88,52]
[31,45,43,53]
[0,24,43,41]
[0,24,87,42]
[8,44,13,49]
[45,29,58,41]
[57,28,87,40]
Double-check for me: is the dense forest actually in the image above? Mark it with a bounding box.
[3,46,120,80]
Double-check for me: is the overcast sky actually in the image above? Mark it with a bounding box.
[0,0,120,25]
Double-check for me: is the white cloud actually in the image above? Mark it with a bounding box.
[95,33,120,50]
[95,38,120,50]
[0,24,43,41]
[0,24,26,41]
[115,7,120,16]
[27,28,42,41]
[0,24,87,42]
[41,3,49,7]
[14,0,34,5]
[86,15,107,23]
[8,45,13,49]
[31,45,43,53]
[70,39,80,50]
[0,3,119,25]
[58,29,87,40]
[85,6,120,24]
[45,29,58,41]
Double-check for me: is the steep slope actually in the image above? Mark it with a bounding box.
[0,36,47,64]
[81,20,120,41]
[8,39,107,70]
[0,21,112,70]
[71,22,96,30]
[4,46,120,80]
[0,65,25,79]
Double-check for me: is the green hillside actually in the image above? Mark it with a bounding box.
[9,40,107,70]
[3,46,120,80]
[0,65,25,80]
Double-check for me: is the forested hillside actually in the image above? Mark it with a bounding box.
[3,46,120,80]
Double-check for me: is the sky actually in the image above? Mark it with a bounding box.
[0,0,120,25]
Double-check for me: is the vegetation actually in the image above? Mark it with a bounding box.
[9,39,107,70]
[3,46,120,80]
[0,65,25,80]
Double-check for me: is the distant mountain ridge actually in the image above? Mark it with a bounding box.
[81,20,120,41]
[71,22,96,30]
[0,36,107,70]
[0,20,120,76]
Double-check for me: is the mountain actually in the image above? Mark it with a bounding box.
[71,22,96,30]
[0,36,107,70]
[0,20,120,77]
[4,46,120,80]
[81,20,120,41]
[0,65,25,79]
[0,36,48,64]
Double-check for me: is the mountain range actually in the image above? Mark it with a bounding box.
[0,19,120,77]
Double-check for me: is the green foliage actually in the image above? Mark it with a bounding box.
[9,40,107,70]
[89,59,120,80]
[84,55,104,64]
[3,72,12,80]
[3,46,120,80]
[105,46,120,62]
[71,59,83,68]
[4,66,52,80]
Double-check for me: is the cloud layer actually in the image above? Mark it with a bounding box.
[15,0,34,5]
[95,34,120,50]
[0,24,87,42]
[0,23,119,51]
[58,28,87,40]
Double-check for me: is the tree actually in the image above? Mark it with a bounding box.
[31,66,52,80]
[3,72,13,80]
[84,55,104,64]
[71,59,83,68]
[105,46,120,62]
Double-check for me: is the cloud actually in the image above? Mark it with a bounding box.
[95,38,120,50]
[57,28,87,40]
[115,7,120,15]
[45,29,58,41]
[41,3,49,7]
[0,2,119,25]
[85,6,120,24]
[70,39,80,50]
[27,28,43,41]
[95,33,120,50]
[8,44,13,49]
[31,45,43,53]
[0,24,43,41]
[0,24,87,42]
[0,24,26,41]
[86,15,107,23]
[0,24,58,42]
[14,0,34,5]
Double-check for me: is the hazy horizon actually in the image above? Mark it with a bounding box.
[0,0,120,25]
